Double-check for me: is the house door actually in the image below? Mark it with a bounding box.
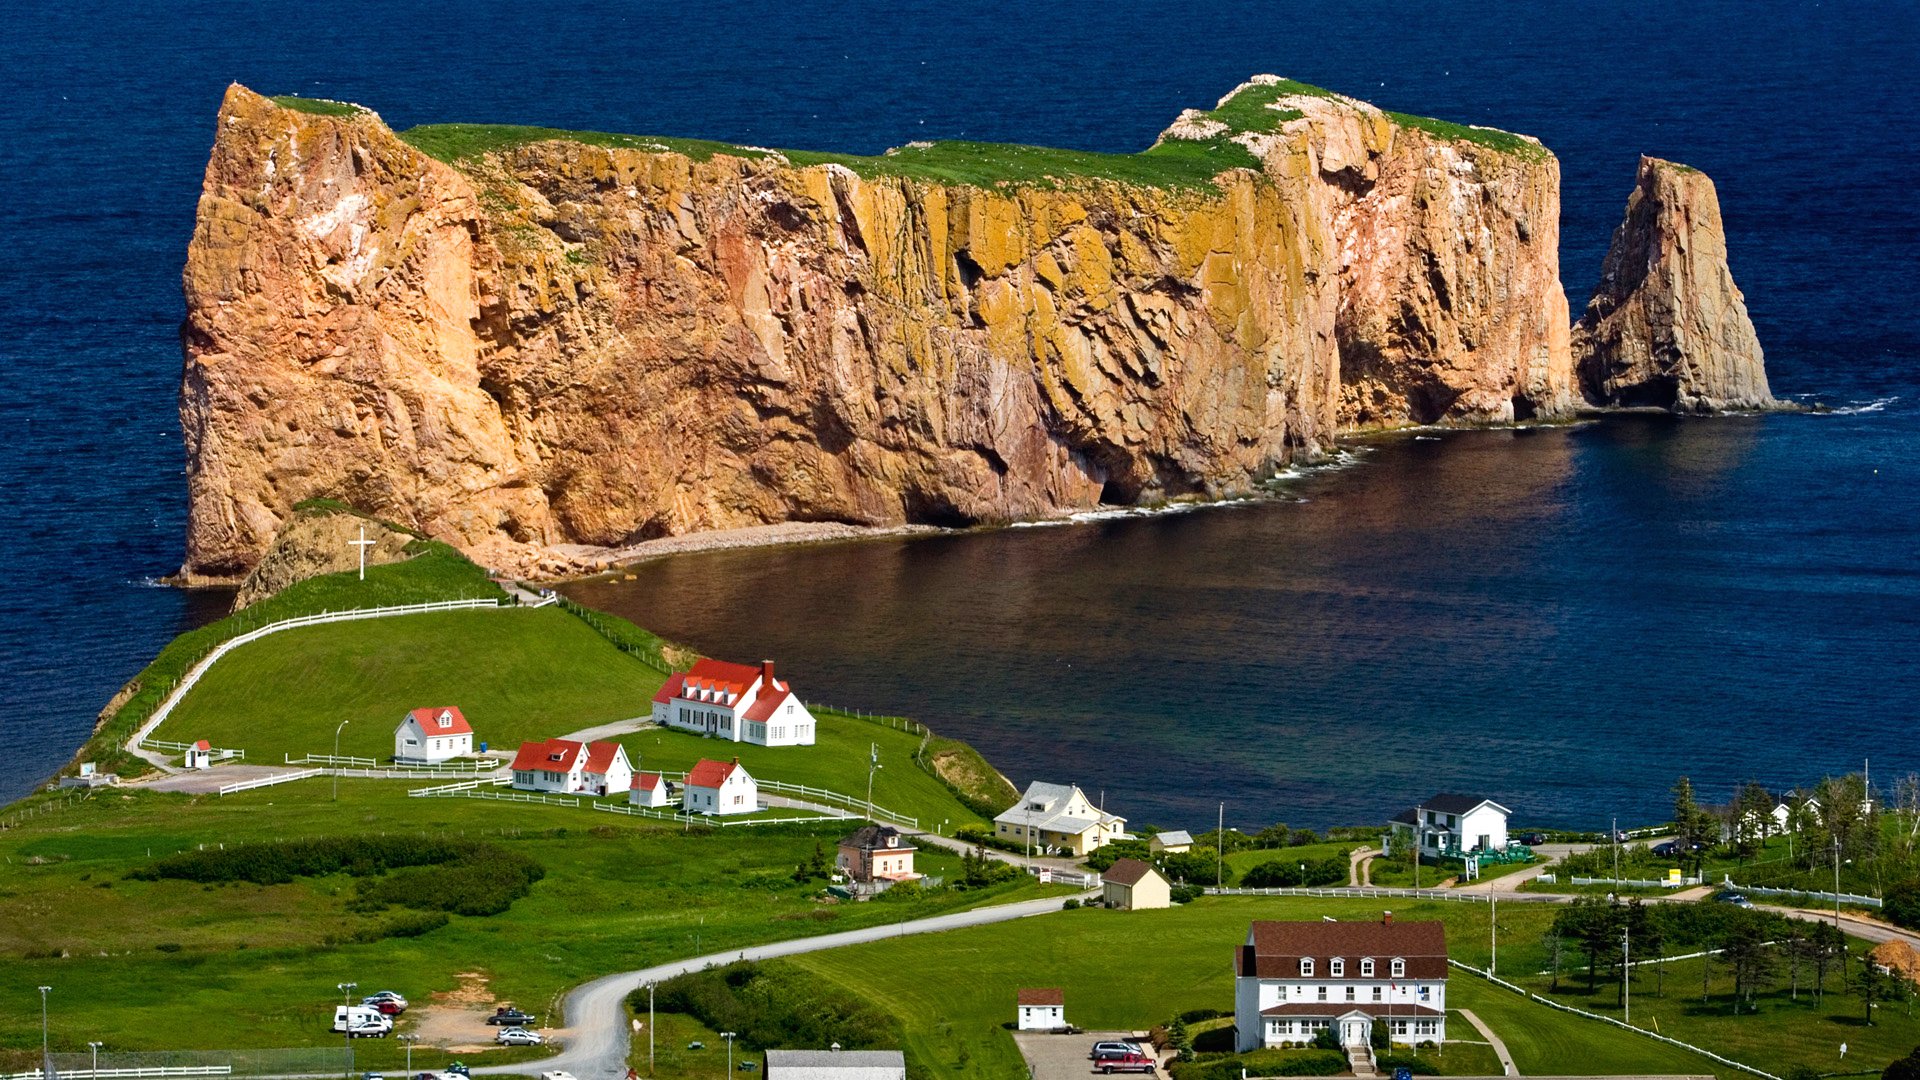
[1478,834,1490,851]
[1343,1020,1366,1046]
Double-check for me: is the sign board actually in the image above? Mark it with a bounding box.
[1668,868,1683,885]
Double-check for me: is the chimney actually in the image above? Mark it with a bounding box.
[1382,911,1393,925]
[762,659,776,685]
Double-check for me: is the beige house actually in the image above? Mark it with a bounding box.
[1150,830,1193,855]
[1102,857,1172,910]
[993,781,1127,857]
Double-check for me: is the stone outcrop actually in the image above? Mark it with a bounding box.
[1574,155,1773,412]
[178,80,1583,580]
[231,508,415,609]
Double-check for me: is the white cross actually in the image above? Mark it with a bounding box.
[348,526,376,581]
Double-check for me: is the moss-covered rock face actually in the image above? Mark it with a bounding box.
[179,79,1577,580]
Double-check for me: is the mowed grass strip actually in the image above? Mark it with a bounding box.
[153,608,664,761]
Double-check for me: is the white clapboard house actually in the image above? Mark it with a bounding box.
[509,738,634,796]
[394,707,474,763]
[1388,794,1511,858]
[683,757,759,816]
[1234,916,1449,1052]
[652,659,817,746]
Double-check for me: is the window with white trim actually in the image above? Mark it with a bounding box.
[1391,958,1406,978]
[1361,958,1375,977]
[1330,958,1344,977]
[1299,958,1314,977]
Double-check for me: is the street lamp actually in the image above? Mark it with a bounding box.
[89,1041,103,1076]
[721,1031,737,1075]
[333,720,351,800]
[399,1034,418,1076]
[643,983,655,1076]
[338,982,357,1080]
[37,986,51,1062]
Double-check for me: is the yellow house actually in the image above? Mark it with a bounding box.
[1102,857,1172,910]
[993,781,1128,857]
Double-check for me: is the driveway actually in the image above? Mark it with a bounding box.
[1013,1031,1162,1080]
[142,765,307,794]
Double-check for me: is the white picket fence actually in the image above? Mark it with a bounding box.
[1450,960,1776,1079]
[1208,885,1495,904]
[145,740,243,762]
[590,802,846,828]
[408,776,513,797]
[5,1060,231,1068]
[754,778,918,828]
[1721,875,1883,908]
[129,598,505,757]
[1030,866,1101,888]
[1537,873,1702,889]
[217,769,322,796]
[289,753,500,771]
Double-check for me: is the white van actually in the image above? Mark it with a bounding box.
[332,1005,393,1037]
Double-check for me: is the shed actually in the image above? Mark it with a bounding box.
[1016,987,1066,1031]
[1102,857,1172,910]
[184,740,214,770]
[1150,830,1193,855]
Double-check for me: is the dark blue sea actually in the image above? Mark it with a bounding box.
[2,1,1915,825]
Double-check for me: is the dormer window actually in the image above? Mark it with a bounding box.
[1330,958,1345,977]
[1391,958,1406,978]
[1299,958,1314,977]
[1361,958,1375,977]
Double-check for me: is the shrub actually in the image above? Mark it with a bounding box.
[1886,881,1920,931]
[1084,839,1152,871]
[1169,885,1202,904]
[354,849,544,916]
[641,962,895,1052]
[131,836,543,917]
[1061,898,1080,910]
[1176,1008,1225,1024]
[154,943,183,953]
[1240,856,1346,889]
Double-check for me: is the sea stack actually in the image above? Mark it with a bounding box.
[1574,155,1774,412]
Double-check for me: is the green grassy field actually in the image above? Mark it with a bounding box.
[0,779,1057,1062]
[774,896,1736,1079]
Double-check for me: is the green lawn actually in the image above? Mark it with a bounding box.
[0,780,1056,1060]
[153,607,664,762]
[775,896,1737,1080]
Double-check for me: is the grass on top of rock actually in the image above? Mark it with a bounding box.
[382,77,1543,190]
[268,95,363,117]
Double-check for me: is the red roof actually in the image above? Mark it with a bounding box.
[582,740,626,775]
[192,739,210,751]
[408,707,472,736]
[741,686,791,722]
[631,772,663,790]
[651,672,686,705]
[680,658,762,701]
[1016,988,1064,1007]
[509,738,583,773]
[686,757,746,790]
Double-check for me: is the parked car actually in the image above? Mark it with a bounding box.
[333,1006,392,1037]
[361,1072,384,1080]
[1515,831,1547,846]
[1089,1042,1134,1060]
[1097,1053,1157,1075]
[496,1028,545,1047]
[444,1065,469,1077]
[1714,889,1754,907]
[489,1008,537,1026]
[1650,840,1677,857]
[1092,1045,1141,1062]
[541,1072,578,1080]
[364,992,408,1013]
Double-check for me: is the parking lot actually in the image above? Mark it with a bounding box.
[1011,1031,1164,1080]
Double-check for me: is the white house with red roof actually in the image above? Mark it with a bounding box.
[652,659,817,747]
[394,707,474,763]
[1233,915,1449,1052]
[683,757,758,816]
[509,738,633,796]
[185,740,213,770]
[629,771,672,809]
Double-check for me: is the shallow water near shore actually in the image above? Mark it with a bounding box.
[1,0,1915,809]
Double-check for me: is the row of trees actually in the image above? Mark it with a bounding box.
[1545,895,1908,1021]
[1672,772,1885,875]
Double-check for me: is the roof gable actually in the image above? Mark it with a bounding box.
[1103,857,1163,887]
[509,738,583,773]
[407,706,472,735]
[582,740,626,775]
[686,757,749,789]
[1420,793,1509,816]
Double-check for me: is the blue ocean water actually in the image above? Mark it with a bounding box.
[1,1,1914,818]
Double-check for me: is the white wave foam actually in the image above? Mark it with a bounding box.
[1826,395,1899,415]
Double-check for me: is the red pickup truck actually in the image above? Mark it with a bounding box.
[1096,1054,1156,1075]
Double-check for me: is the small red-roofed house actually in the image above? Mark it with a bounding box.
[185,740,213,770]
[580,739,634,796]
[394,707,474,763]
[651,659,817,747]
[683,757,758,816]
[629,771,671,808]
[508,738,631,795]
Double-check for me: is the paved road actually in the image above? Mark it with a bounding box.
[1457,1008,1516,1077]
[472,894,1085,1080]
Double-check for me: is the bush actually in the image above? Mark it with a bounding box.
[1085,839,1152,871]
[1886,882,1920,931]
[131,836,544,917]
[1169,885,1202,904]
[1061,898,1080,910]
[1240,856,1347,889]
[1169,1051,1347,1080]
[641,962,895,1052]
[1176,1008,1226,1024]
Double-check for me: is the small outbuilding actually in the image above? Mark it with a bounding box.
[1150,830,1193,855]
[629,772,672,808]
[764,1048,904,1080]
[684,757,759,816]
[1102,857,1172,910]
[1016,988,1066,1031]
[184,740,214,770]
[395,706,474,763]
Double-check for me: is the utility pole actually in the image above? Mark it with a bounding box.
[332,719,350,801]
[399,1034,417,1076]
[1489,896,1497,975]
[89,1041,103,1076]
[645,982,656,1075]
[1612,816,1620,881]
[37,986,51,1067]
[336,982,356,1080]
[866,743,879,822]
[1623,925,1632,1025]
[1835,837,1845,931]
[1216,803,1225,888]
[721,1031,737,1076]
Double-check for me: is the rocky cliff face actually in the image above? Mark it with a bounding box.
[1574,155,1773,412]
[179,80,1579,579]
[231,508,415,609]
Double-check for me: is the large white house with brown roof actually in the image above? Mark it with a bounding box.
[1233,916,1449,1052]
[653,659,817,747]
[509,738,634,796]
[395,707,473,763]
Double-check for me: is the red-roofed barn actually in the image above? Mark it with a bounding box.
[651,659,817,747]
[682,757,758,816]
[395,707,474,763]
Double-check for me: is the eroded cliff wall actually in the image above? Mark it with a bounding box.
[180,80,1576,579]
[1573,155,1773,412]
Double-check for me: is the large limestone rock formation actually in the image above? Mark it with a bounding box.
[231,508,414,609]
[1574,155,1773,412]
[179,80,1580,580]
